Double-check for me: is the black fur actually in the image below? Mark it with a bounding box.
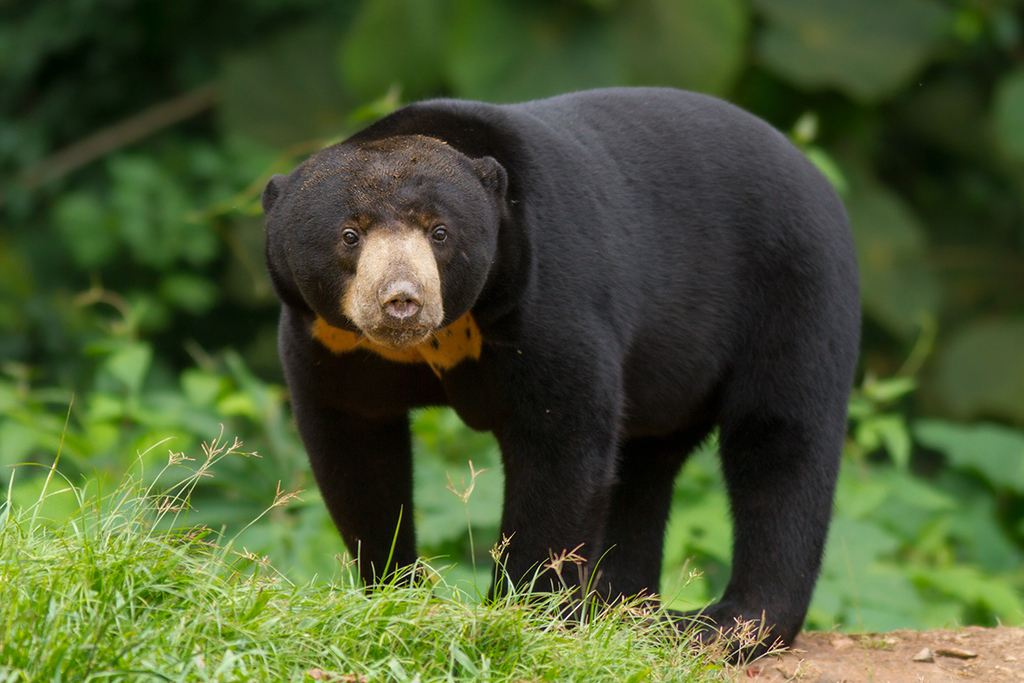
[262,87,860,656]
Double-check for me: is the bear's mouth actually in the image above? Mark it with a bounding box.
[360,323,435,351]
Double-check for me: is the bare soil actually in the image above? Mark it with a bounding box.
[736,627,1024,683]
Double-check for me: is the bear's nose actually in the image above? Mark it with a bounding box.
[379,280,423,320]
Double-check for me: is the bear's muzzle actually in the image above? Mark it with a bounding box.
[342,226,443,349]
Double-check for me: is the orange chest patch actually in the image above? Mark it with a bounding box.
[311,313,482,376]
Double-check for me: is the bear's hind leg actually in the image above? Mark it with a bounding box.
[696,391,848,657]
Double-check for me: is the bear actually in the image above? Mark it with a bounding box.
[261,87,860,656]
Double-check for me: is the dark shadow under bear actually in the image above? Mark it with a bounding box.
[261,87,860,657]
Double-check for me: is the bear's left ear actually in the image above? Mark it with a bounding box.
[473,156,508,200]
[262,174,287,214]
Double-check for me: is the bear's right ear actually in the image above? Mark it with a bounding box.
[262,174,287,214]
[473,157,508,201]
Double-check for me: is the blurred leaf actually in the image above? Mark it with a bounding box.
[87,393,125,423]
[103,343,152,396]
[822,517,901,575]
[863,376,917,403]
[217,393,261,421]
[53,192,118,269]
[108,156,218,269]
[752,0,950,102]
[839,567,928,632]
[446,0,622,103]
[833,466,893,519]
[612,0,748,96]
[221,23,352,147]
[816,518,927,631]
[949,495,1024,574]
[868,476,955,549]
[933,320,1024,424]
[7,476,81,523]
[801,146,849,194]
[855,414,912,467]
[413,408,501,536]
[886,471,956,513]
[993,67,1024,164]
[0,241,33,333]
[0,421,39,467]
[911,565,1024,625]
[340,0,449,101]
[914,419,1024,493]
[845,179,941,340]
[158,273,217,315]
[663,488,732,565]
[896,75,991,159]
[181,369,228,408]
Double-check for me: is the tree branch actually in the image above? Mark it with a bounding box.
[20,82,221,190]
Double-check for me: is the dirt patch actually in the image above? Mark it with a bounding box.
[737,627,1024,682]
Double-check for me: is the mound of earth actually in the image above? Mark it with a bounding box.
[740,626,1023,682]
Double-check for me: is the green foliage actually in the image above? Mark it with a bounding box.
[934,320,1024,424]
[752,0,951,102]
[0,449,721,682]
[994,67,1024,163]
[335,0,748,104]
[845,177,943,342]
[914,420,1024,495]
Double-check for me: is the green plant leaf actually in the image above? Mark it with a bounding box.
[752,0,950,102]
[0,420,39,467]
[181,369,228,408]
[914,419,1024,493]
[53,191,117,269]
[801,146,849,195]
[862,376,917,403]
[948,495,1023,574]
[994,67,1024,163]
[103,343,153,396]
[844,179,941,340]
[612,0,748,96]
[340,0,449,101]
[911,565,1024,625]
[446,0,622,103]
[855,414,912,467]
[822,517,901,576]
[895,74,990,159]
[158,273,217,315]
[933,320,1024,424]
[663,489,732,565]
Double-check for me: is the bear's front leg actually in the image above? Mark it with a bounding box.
[300,407,419,585]
[484,351,624,600]
[279,315,420,586]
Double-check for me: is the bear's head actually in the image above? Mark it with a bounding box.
[262,135,507,350]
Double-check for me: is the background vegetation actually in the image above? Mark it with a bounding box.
[2,0,1023,637]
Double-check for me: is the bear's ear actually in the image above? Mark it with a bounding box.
[473,156,508,200]
[262,174,287,214]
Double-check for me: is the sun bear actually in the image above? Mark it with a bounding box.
[261,87,860,656]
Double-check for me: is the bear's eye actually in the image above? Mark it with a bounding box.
[431,225,448,243]
[341,228,360,247]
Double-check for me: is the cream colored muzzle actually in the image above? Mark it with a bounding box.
[342,227,444,349]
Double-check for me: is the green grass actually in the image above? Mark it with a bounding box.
[0,437,724,682]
